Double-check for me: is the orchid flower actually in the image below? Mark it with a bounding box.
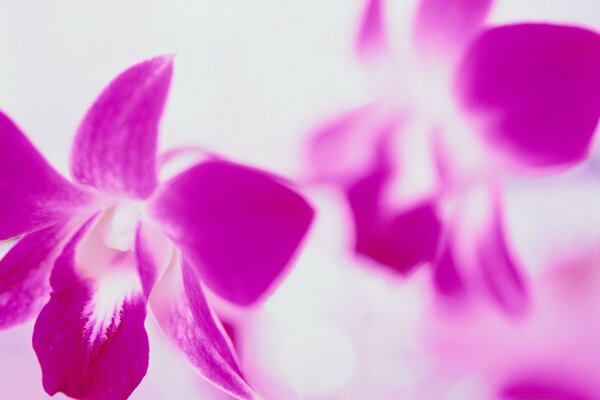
[0,55,314,400]
[421,245,600,399]
[307,0,600,314]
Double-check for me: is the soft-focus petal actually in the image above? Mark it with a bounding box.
[0,111,96,240]
[432,242,465,298]
[70,55,173,199]
[148,160,314,305]
[355,0,389,60]
[346,146,441,274]
[456,24,600,168]
[500,377,590,400]
[0,222,76,329]
[307,105,400,184]
[454,184,528,314]
[149,255,256,400]
[412,0,493,56]
[477,205,528,314]
[33,219,149,400]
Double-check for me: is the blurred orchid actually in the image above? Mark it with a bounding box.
[0,56,314,400]
[307,0,600,314]
[422,246,600,399]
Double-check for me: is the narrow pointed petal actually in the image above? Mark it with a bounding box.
[33,220,149,400]
[70,56,173,199]
[412,0,493,55]
[346,147,441,274]
[0,222,74,329]
[456,24,600,168]
[147,160,314,305]
[135,222,174,299]
[355,0,389,60]
[432,243,465,297]
[455,184,528,314]
[0,111,96,240]
[149,256,256,400]
[477,206,528,314]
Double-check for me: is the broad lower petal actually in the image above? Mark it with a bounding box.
[0,222,75,329]
[346,149,441,274]
[0,111,96,240]
[33,220,149,400]
[147,160,314,305]
[70,56,173,199]
[354,203,441,275]
[149,255,256,400]
[412,0,493,56]
[456,24,600,168]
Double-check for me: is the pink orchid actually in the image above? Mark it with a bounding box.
[307,0,600,314]
[0,56,314,400]
[422,246,600,399]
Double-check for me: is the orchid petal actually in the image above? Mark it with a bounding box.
[412,0,493,56]
[346,148,441,274]
[456,24,600,168]
[148,160,314,305]
[455,184,528,314]
[477,205,528,314]
[501,378,589,400]
[149,255,256,400]
[70,56,173,199]
[135,222,174,299]
[0,222,73,329]
[307,105,397,184]
[33,220,149,400]
[432,243,465,297]
[0,111,95,240]
[355,0,389,60]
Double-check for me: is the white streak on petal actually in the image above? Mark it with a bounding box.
[82,261,142,343]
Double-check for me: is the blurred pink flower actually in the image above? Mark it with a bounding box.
[422,248,600,399]
[307,0,600,314]
[0,56,314,400]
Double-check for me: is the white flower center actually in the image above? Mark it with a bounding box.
[102,201,141,252]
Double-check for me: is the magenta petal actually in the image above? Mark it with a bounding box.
[0,111,95,240]
[70,56,173,199]
[354,201,441,274]
[135,222,173,299]
[33,222,149,400]
[477,206,528,314]
[456,24,600,167]
[413,0,493,54]
[346,151,441,274]
[308,105,378,183]
[149,257,256,400]
[0,222,73,329]
[355,0,388,60]
[432,243,465,297]
[148,160,314,305]
[307,105,400,187]
[501,378,590,400]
